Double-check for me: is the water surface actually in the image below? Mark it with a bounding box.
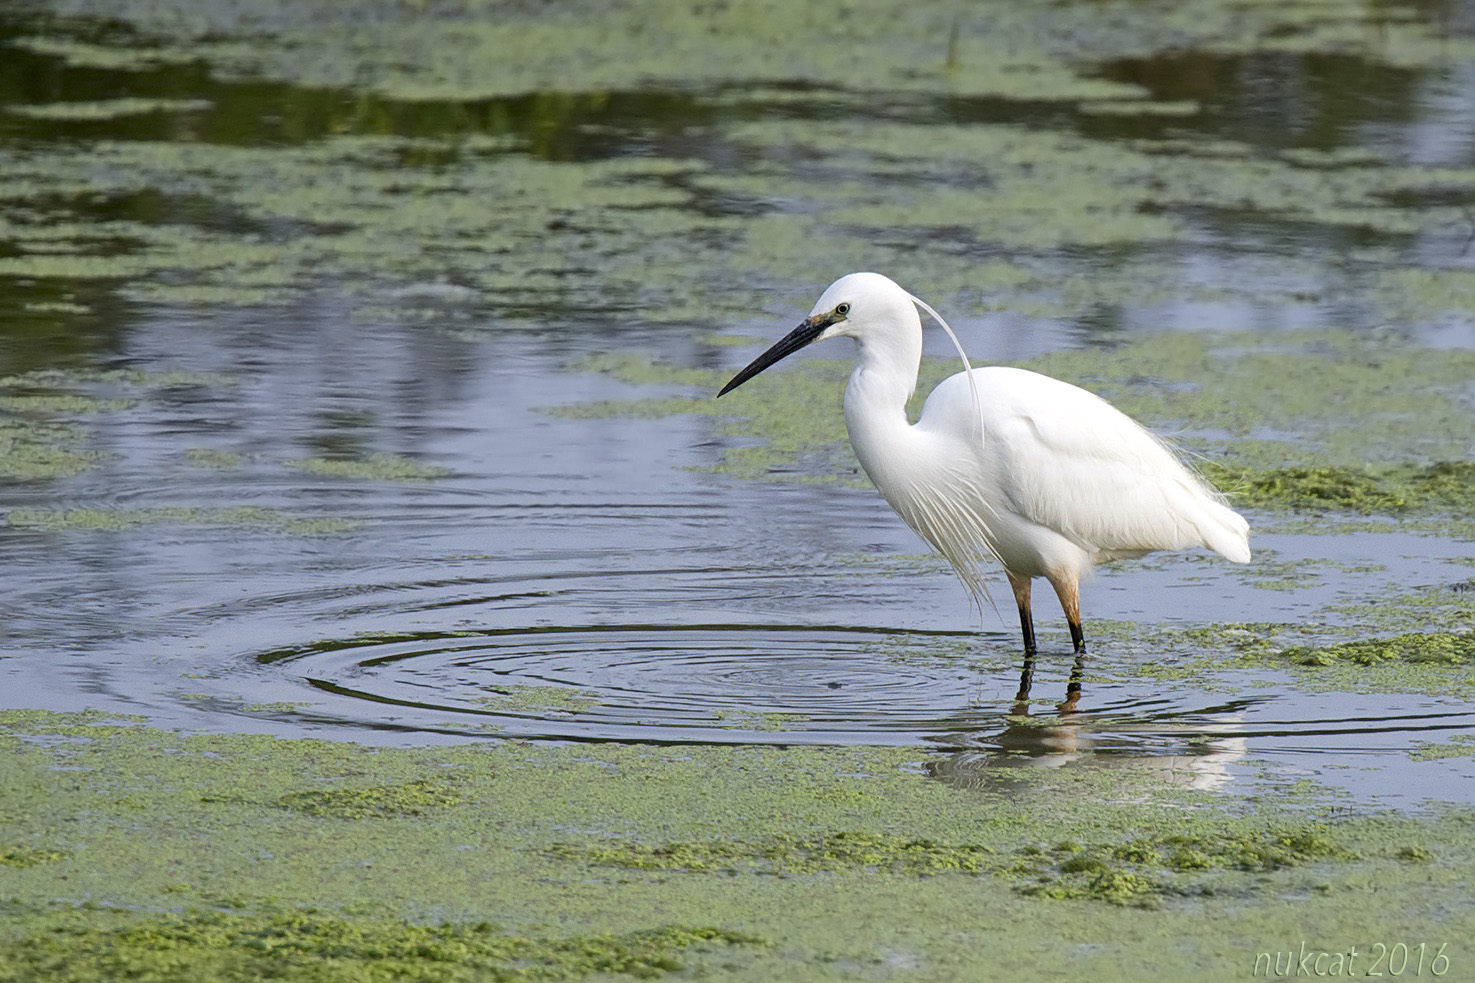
[2,0,1474,812]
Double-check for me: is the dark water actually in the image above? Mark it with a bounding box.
[2,4,1474,811]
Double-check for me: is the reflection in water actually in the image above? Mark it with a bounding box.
[925,734,1251,795]
[1014,650,1088,714]
[926,695,1256,794]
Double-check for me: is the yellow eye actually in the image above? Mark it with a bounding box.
[835,303,851,317]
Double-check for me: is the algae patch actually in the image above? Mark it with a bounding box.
[1010,829,1356,908]
[0,712,1472,983]
[5,506,355,535]
[287,453,451,481]
[6,97,213,120]
[1410,736,1475,762]
[551,830,995,876]
[0,846,67,868]
[1276,632,1475,668]
[552,825,1359,909]
[1201,462,1475,514]
[0,908,761,983]
[273,777,464,820]
[475,685,602,717]
[0,368,237,482]
[9,2,1475,327]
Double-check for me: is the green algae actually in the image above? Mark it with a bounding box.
[551,831,996,876]
[1276,632,1475,668]
[182,447,245,470]
[0,711,1471,982]
[0,908,760,983]
[287,453,451,482]
[6,3,1475,328]
[0,847,67,868]
[6,97,213,120]
[474,685,601,717]
[552,825,1356,908]
[5,506,356,535]
[1410,736,1475,762]
[1064,614,1475,701]
[1324,578,1475,636]
[273,778,465,820]
[0,368,240,482]
[0,373,121,480]
[0,419,100,481]
[8,34,188,70]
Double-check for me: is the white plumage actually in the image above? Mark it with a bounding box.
[719,272,1250,664]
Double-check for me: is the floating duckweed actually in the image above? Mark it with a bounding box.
[1078,99,1201,116]
[1200,465,1406,512]
[1409,736,1475,762]
[0,846,68,868]
[0,420,102,481]
[1277,632,1475,668]
[5,506,355,534]
[287,453,450,481]
[474,685,602,716]
[274,778,464,820]
[556,825,1357,909]
[182,448,246,470]
[6,98,213,120]
[0,907,761,983]
[551,831,997,876]
[1013,829,1356,907]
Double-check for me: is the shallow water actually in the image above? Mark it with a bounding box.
[2,1,1474,813]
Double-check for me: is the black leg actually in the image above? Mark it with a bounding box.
[1008,573,1037,706]
[1068,618,1086,655]
[1018,604,1037,657]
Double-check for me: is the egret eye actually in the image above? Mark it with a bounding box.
[835,302,851,317]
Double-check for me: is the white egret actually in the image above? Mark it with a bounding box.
[718,272,1250,680]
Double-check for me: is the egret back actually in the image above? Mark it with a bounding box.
[913,366,1250,574]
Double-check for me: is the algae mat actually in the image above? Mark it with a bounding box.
[2,1,1475,979]
[1,711,1472,982]
[5,0,1475,324]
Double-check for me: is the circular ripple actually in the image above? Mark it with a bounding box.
[241,621,1475,796]
[258,624,997,744]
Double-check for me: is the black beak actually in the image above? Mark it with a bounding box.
[717,313,834,397]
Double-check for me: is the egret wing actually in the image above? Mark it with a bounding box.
[937,368,1248,561]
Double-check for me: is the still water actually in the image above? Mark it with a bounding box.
[2,1,1474,810]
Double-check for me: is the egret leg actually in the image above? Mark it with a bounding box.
[1045,572,1086,655]
[1007,573,1036,702]
[1007,573,1036,656]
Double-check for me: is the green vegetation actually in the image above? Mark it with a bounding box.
[0,711,1468,982]
[0,908,759,983]
[1277,631,1475,668]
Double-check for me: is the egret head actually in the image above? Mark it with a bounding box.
[717,272,919,397]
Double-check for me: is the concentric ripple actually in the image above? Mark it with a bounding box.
[246,623,1475,786]
[256,624,997,744]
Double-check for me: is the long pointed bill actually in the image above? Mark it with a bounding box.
[717,313,833,397]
